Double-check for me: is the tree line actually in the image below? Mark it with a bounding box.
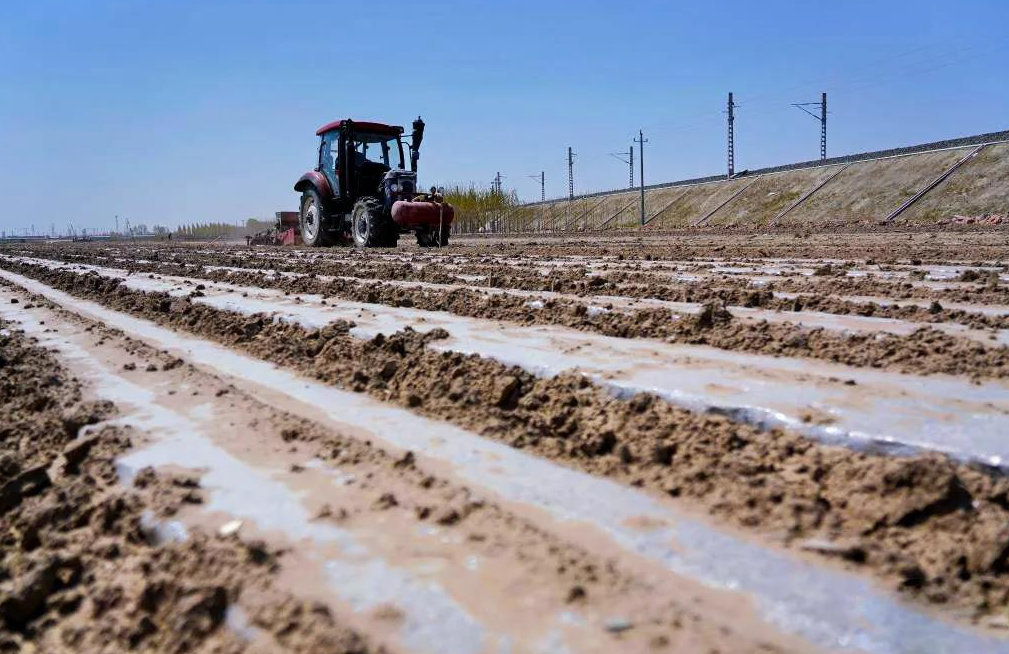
[440,184,523,234]
[174,219,274,239]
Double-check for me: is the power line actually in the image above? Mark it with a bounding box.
[609,147,634,188]
[792,92,828,160]
[733,43,940,108]
[527,171,545,203]
[518,42,1009,203]
[527,171,545,231]
[659,41,1006,140]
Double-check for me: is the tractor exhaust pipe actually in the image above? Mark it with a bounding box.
[410,116,424,172]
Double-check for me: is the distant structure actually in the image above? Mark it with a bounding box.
[567,147,576,200]
[610,147,635,189]
[793,92,828,160]
[634,130,648,225]
[528,171,545,202]
[726,92,737,178]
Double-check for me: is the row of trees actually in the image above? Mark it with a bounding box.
[110,224,168,236]
[174,223,243,239]
[174,219,275,239]
[441,184,527,234]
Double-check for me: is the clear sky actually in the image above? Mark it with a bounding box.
[1,0,1005,234]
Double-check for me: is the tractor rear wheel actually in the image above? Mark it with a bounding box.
[352,198,397,248]
[416,226,450,247]
[300,189,331,247]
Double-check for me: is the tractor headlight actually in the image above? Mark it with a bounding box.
[389,182,400,193]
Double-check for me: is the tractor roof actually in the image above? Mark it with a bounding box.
[315,119,404,137]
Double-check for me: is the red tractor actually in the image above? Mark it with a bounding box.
[293,117,454,248]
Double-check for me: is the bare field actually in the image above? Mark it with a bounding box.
[3,230,1009,654]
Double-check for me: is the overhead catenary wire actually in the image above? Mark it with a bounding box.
[505,41,1009,204]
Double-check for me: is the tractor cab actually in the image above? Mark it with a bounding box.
[317,121,406,201]
[294,117,452,248]
[349,133,398,196]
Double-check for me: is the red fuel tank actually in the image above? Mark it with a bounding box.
[391,201,455,227]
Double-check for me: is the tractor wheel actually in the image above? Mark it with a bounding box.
[416,226,450,247]
[300,189,331,247]
[352,198,397,248]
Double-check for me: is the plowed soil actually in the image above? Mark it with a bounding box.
[0,319,373,654]
[4,231,1009,652]
[8,250,1009,379]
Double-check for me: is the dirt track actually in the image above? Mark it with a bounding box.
[3,232,1009,653]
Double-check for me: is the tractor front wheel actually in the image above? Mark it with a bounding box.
[300,189,331,247]
[352,198,397,248]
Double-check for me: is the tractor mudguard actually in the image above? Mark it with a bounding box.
[293,171,334,200]
[391,201,455,228]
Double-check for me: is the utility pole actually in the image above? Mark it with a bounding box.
[821,92,827,160]
[609,147,635,189]
[726,92,736,178]
[539,170,545,230]
[567,147,575,200]
[527,172,544,201]
[527,171,545,232]
[792,92,828,160]
[563,147,576,231]
[492,172,505,231]
[629,146,634,188]
[115,214,119,235]
[634,130,648,226]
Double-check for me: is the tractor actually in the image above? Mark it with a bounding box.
[293,117,454,248]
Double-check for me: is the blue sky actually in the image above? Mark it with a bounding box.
[0,0,1005,233]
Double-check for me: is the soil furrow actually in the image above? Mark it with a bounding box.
[0,317,377,654]
[9,253,1009,380]
[5,261,1009,628]
[26,244,1009,327]
[8,258,1009,467]
[3,290,829,653]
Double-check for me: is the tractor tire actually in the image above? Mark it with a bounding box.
[352,198,397,248]
[416,226,450,247]
[300,189,332,247]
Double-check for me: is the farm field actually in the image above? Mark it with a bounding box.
[3,229,1009,653]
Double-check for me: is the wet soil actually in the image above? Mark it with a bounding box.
[7,263,1009,626]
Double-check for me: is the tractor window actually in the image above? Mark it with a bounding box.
[353,133,404,169]
[320,132,340,195]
